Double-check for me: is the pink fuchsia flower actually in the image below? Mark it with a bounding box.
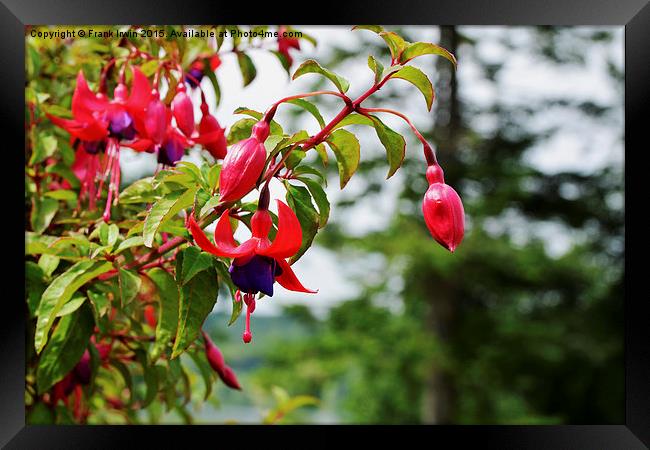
[202,331,241,390]
[171,84,195,137]
[218,121,269,203]
[47,67,154,221]
[187,197,316,342]
[277,26,301,66]
[422,164,465,252]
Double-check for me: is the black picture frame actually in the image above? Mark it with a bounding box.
[4,0,648,447]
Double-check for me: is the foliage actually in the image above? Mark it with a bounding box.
[25,25,458,423]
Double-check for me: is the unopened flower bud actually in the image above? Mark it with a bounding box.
[218,121,269,203]
[422,164,465,252]
[171,86,195,137]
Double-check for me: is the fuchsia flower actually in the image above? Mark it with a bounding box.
[422,164,465,252]
[192,102,228,160]
[277,26,301,66]
[218,121,269,203]
[171,84,195,137]
[47,67,152,221]
[188,193,316,343]
[202,331,241,390]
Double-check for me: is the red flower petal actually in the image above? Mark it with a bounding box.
[188,214,224,257]
[274,258,317,293]
[126,67,152,112]
[258,200,303,259]
[213,211,258,258]
[71,71,106,119]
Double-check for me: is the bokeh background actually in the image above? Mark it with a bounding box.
[30,25,625,424]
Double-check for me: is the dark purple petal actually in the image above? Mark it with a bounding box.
[228,255,276,297]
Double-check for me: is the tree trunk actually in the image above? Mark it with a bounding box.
[421,25,460,425]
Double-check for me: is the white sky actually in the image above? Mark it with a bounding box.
[119,26,624,317]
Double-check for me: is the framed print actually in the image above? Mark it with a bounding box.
[3,0,648,447]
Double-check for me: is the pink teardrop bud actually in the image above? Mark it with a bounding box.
[218,122,269,203]
[203,331,242,390]
[145,97,167,144]
[171,90,195,137]
[422,172,465,253]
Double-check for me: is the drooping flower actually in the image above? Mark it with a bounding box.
[47,67,154,221]
[277,26,301,67]
[171,84,195,137]
[202,331,241,390]
[192,102,227,159]
[422,164,465,252]
[218,121,269,203]
[188,197,316,342]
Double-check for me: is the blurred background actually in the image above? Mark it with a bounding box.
[34,25,626,424]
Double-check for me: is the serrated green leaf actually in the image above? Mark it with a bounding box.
[35,260,112,353]
[36,304,94,394]
[143,187,196,248]
[292,60,350,94]
[325,129,360,189]
[391,65,435,110]
[226,118,256,145]
[399,41,457,68]
[172,270,219,358]
[147,268,179,362]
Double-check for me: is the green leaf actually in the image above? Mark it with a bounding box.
[325,129,360,189]
[236,52,257,86]
[367,55,385,84]
[298,177,330,228]
[292,60,350,94]
[34,260,113,353]
[199,195,221,219]
[292,165,327,186]
[226,118,256,145]
[30,133,58,165]
[119,177,159,204]
[31,197,59,234]
[352,25,384,33]
[270,49,291,75]
[399,41,457,68]
[379,32,408,61]
[391,65,435,110]
[147,268,179,362]
[55,294,86,317]
[38,254,60,278]
[232,107,284,135]
[44,189,77,202]
[203,60,221,106]
[111,359,134,406]
[332,113,375,130]
[188,350,214,401]
[367,115,407,178]
[284,183,320,263]
[176,246,214,286]
[172,270,219,358]
[36,304,94,394]
[143,187,196,248]
[26,262,47,317]
[286,99,326,128]
[99,223,120,248]
[118,268,142,307]
[114,236,144,254]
